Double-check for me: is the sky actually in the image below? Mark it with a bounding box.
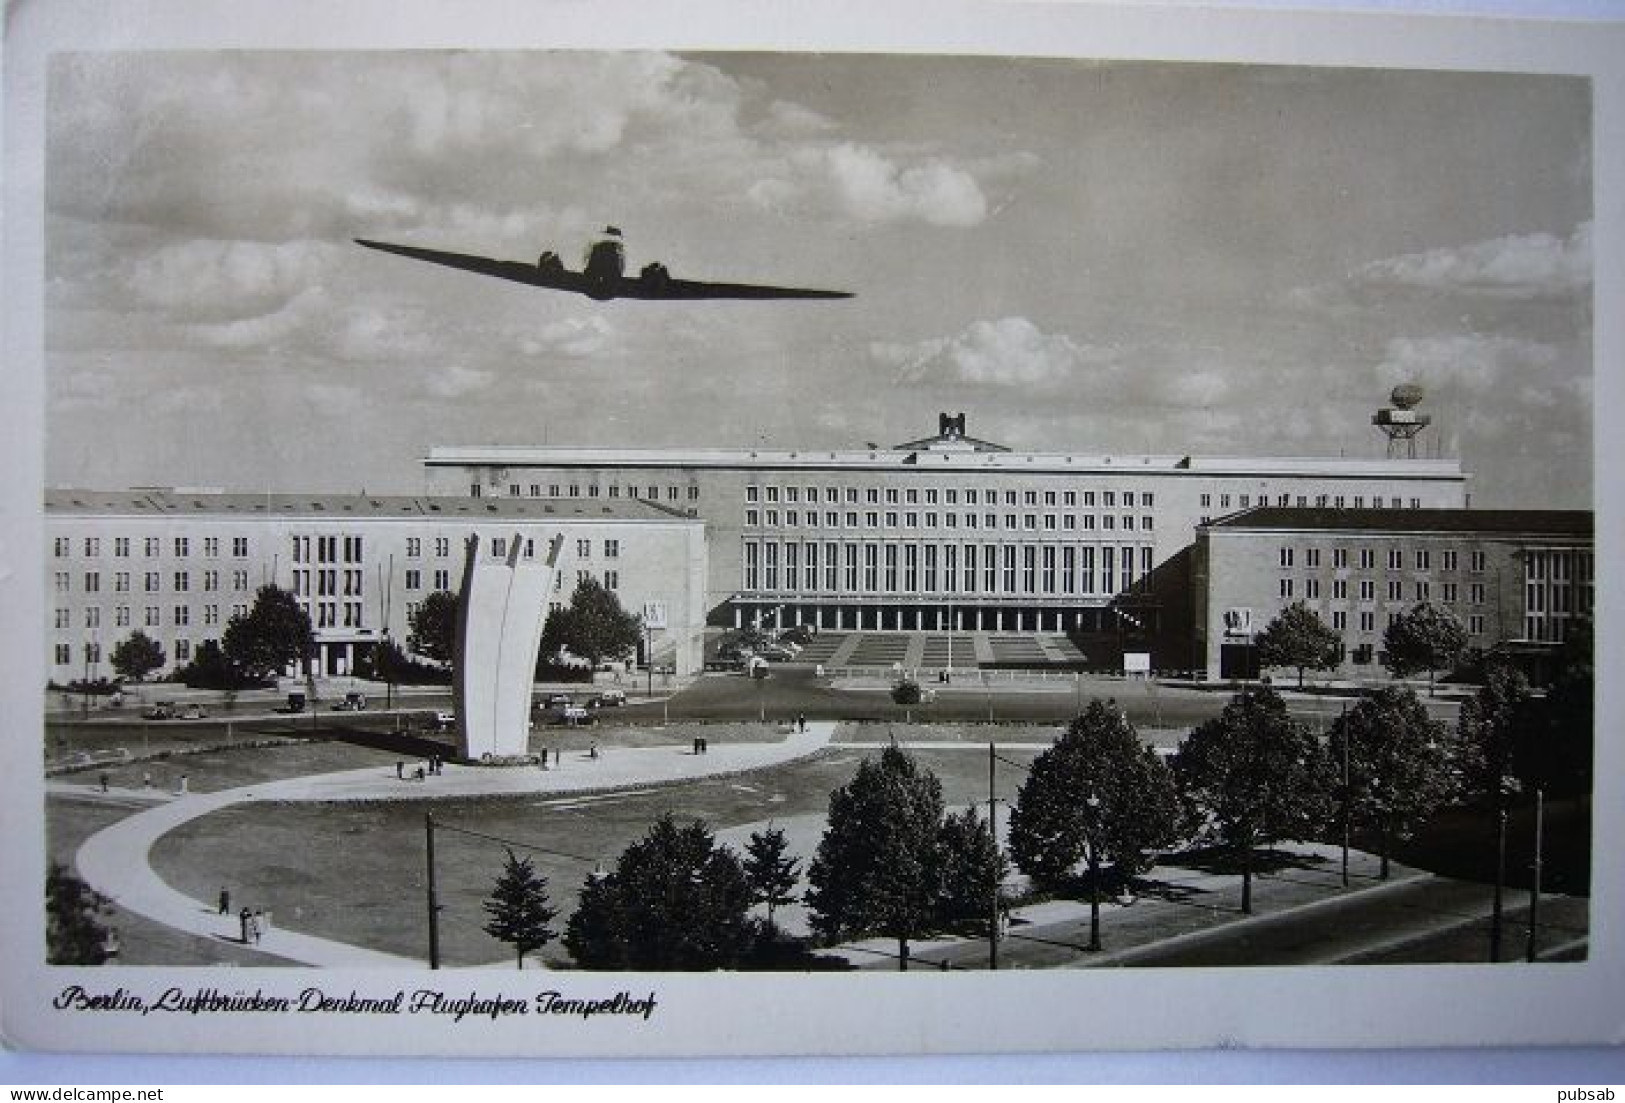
[44,52,1593,508]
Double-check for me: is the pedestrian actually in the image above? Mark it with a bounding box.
[555,748,562,767]
[99,772,109,793]
[142,771,152,789]
[238,906,251,943]
[395,761,403,780]
[589,743,599,760]
[415,765,425,781]
[177,774,189,795]
[250,910,263,945]
[218,887,231,915]
[798,713,806,733]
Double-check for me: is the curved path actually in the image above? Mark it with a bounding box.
[74,723,836,967]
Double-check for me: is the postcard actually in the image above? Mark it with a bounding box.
[3,0,1620,1059]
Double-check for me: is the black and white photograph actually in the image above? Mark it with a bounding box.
[4,0,1622,1066]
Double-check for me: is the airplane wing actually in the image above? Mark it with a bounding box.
[355,239,598,296]
[613,277,852,300]
[356,238,852,301]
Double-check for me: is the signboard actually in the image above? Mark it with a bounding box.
[1123,651,1151,674]
[1223,607,1254,638]
[642,600,668,630]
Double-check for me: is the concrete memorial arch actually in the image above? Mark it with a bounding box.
[451,531,563,761]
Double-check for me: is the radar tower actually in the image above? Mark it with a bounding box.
[1373,384,1431,459]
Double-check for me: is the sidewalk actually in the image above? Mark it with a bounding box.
[72,722,838,967]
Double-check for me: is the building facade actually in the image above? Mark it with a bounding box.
[1194,508,1594,680]
[424,415,1469,665]
[45,490,707,685]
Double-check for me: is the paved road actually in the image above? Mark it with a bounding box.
[1090,876,1588,968]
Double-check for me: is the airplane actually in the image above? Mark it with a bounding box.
[354,226,853,302]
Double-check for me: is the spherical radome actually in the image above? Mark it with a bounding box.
[1390,383,1425,410]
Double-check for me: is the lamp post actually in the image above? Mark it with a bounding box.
[1490,803,1507,962]
[425,812,441,970]
[1338,703,1350,888]
[1085,792,1102,951]
[988,741,999,971]
[1526,787,1544,963]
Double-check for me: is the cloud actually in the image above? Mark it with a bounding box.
[1373,333,1561,393]
[1351,223,1592,299]
[187,287,333,350]
[424,364,494,399]
[519,316,616,358]
[872,317,1104,387]
[784,143,989,227]
[127,239,334,321]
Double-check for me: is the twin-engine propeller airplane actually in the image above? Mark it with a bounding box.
[355,226,853,302]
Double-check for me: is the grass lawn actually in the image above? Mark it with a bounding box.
[136,737,1037,968]
[48,795,300,967]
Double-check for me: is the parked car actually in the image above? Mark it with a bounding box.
[284,692,308,714]
[541,693,573,710]
[179,703,209,720]
[330,692,368,712]
[588,689,627,708]
[555,705,593,725]
[431,710,457,732]
[143,701,177,721]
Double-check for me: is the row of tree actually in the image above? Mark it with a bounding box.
[97,575,643,690]
[1255,599,1470,692]
[483,618,1587,969]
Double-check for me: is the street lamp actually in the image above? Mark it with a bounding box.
[1085,792,1103,951]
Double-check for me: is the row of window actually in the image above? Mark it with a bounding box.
[742,540,1153,598]
[1279,578,1488,604]
[291,569,367,598]
[290,535,364,565]
[1309,608,1489,636]
[53,536,252,559]
[53,570,253,595]
[480,483,700,502]
[745,509,1153,533]
[51,603,248,631]
[1205,493,1423,511]
[1278,547,1489,572]
[59,637,216,667]
[747,485,1155,509]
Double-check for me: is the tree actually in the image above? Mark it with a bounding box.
[1255,601,1342,689]
[1328,687,1453,879]
[407,590,460,664]
[1383,602,1469,695]
[563,815,753,971]
[1008,700,1180,947]
[110,630,165,682]
[1171,688,1334,913]
[934,806,1006,936]
[1524,613,1593,797]
[742,825,801,926]
[806,745,945,970]
[891,679,923,705]
[482,848,559,969]
[1455,662,1536,811]
[542,577,642,667]
[47,861,112,965]
[175,639,249,690]
[222,584,314,682]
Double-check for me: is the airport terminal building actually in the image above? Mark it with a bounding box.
[424,414,1470,664]
[1194,507,1594,681]
[45,490,708,685]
